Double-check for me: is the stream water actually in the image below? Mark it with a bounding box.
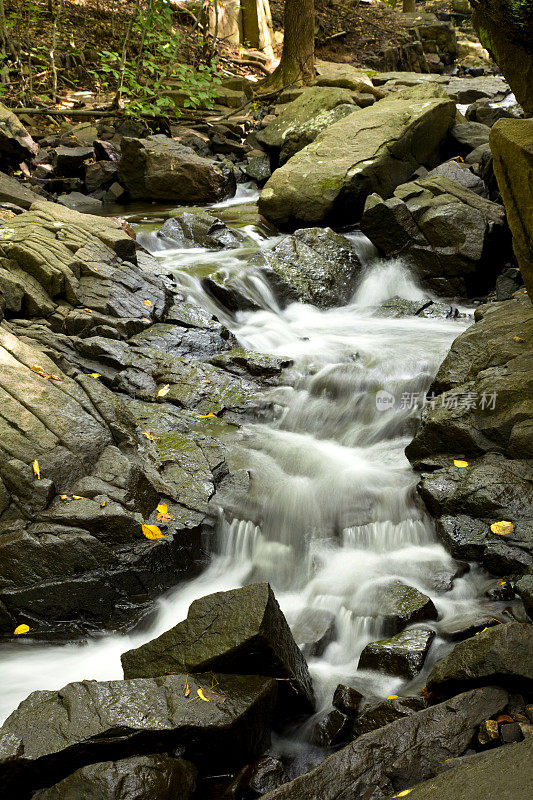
[0,190,493,748]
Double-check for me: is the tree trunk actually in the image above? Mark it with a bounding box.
[261,0,315,90]
[403,0,416,12]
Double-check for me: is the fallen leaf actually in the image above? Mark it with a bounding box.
[84,308,94,313]
[33,460,40,479]
[142,430,157,441]
[496,714,514,723]
[197,688,210,702]
[156,502,173,522]
[14,624,30,635]
[513,336,525,343]
[48,374,62,382]
[60,494,71,503]
[142,523,164,540]
[475,627,489,635]
[100,500,107,508]
[157,384,170,397]
[490,520,514,535]
[198,412,217,419]
[144,299,152,307]
[31,364,48,377]
[498,580,507,586]
[71,495,86,500]
[387,695,400,700]
[91,373,101,379]
[453,460,469,468]
[199,687,226,703]
[392,792,412,798]
[184,675,191,698]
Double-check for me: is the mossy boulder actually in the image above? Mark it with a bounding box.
[258,83,456,228]
[490,118,533,301]
[358,628,436,679]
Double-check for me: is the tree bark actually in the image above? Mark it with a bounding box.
[261,0,315,90]
[403,0,416,12]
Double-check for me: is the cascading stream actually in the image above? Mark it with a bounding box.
[0,202,491,730]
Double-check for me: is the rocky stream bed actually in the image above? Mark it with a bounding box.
[0,61,532,800]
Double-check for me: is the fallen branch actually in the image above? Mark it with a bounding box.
[229,58,272,76]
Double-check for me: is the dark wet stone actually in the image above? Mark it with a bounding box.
[332,684,363,717]
[0,673,277,799]
[146,211,248,250]
[309,708,353,748]
[54,145,95,176]
[34,755,197,800]
[386,739,533,800]
[427,621,533,696]
[256,687,508,800]
[224,756,288,799]
[121,583,315,713]
[362,580,438,635]
[351,696,426,739]
[516,575,533,618]
[358,628,436,679]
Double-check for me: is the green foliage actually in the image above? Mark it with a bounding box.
[89,0,221,118]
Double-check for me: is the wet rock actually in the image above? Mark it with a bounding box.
[247,227,362,308]
[516,575,533,618]
[351,696,426,739]
[427,159,484,193]
[85,161,118,193]
[358,628,436,679]
[245,154,271,184]
[374,296,465,319]
[449,122,491,155]
[362,580,438,635]
[500,721,523,743]
[309,708,353,748]
[121,582,315,713]
[0,102,38,163]
[258,83,456,228]
[427,621,533,696]
[292,607,336,657]
[490,119,533,299]
[332,684,363,717]
[258,687,508,800]
[0,171,42,209]
[145,210,248,250]
[496,267,524,301]
[208,347,292,384]
[0,673,277,799]
[57,191,102,211]
[94,139,121,162]
[438,611,502,641]
[118,135,235,203]
[34,754,197,800]
[257,86,359,164]
[54,145,94,176]
[225,756,288,799]
[385,738,533,800]
[360,175,508,296]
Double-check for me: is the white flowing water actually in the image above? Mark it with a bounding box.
[0,205,491,729]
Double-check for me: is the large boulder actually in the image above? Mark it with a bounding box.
[0,103,38,164]
[245,227,362,308]
[427,621,533,695]
[381,739,533,800]
[137,210,249,252]
[471,1,533,115]
[360,175,509,296]
[358,627,436,679]
[258,83,456,228]
[490,119,533,300]
[34,755,197,800]
[259,687,508,800]
[121,582,314,712]
[257,86,360,164]
[118,135,235,202]
[0,673,277,799]
[356,580,438,635]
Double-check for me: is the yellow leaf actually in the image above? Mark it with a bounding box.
[387,695,400,700]
[490,520,514,535]
[157,503,168,515]
[197,688,210,702]
[144,299,152,307]
[142,523,164,540]
[48,374,62,382]
[14,624,30,635]
[157,384,170,397]
[60,494,70,503]
[453,460,469,468]
[91,373,101,379]
[142,430,157,441]
[513,336,525,343]
[31,364,48,378]
[475,627,489,635]
[498,580,507,586]
[198,412,217,419]
[184,675,191,698]
[100,500,106,508]
[33,460,40,479]
[392,792,412,798]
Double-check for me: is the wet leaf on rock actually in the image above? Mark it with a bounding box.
[142,430,157,441]
[14,624,30,635]
[513,336,525,343]
[142,523,164,540]
[156,503,173,522]
[33,460,40,479]
[198,412,217,419]
[490,520,514,535]
[91,373,101,379]
[184,675,191,698]
[453,460,469,468]
[157,384,170,397]
[144,299,152,307]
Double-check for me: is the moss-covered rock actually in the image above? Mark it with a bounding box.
[358,628,436,679]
